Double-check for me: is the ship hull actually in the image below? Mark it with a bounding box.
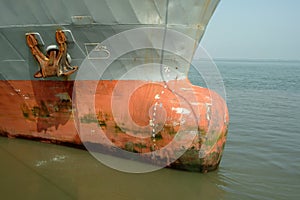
[0,79,228,172]
[0,0,228,172]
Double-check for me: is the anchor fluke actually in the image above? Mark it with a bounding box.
[26,30,78,78]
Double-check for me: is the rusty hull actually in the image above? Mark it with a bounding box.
[0,79,228,172]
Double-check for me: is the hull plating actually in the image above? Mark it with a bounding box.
[0,0,226,172]
[0,79,228,172]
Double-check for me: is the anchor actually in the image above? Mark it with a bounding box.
[26,30,78,78]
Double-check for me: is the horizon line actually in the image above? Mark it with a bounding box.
[193,57,300,62]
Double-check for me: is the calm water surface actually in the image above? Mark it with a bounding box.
[1,60,299,199]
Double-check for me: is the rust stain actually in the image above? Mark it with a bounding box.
[26,30,78,78]
[0,79,229,172]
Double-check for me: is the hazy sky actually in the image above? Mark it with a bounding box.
[200,0,300,60]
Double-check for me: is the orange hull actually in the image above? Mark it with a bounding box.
[0,79,228,172]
